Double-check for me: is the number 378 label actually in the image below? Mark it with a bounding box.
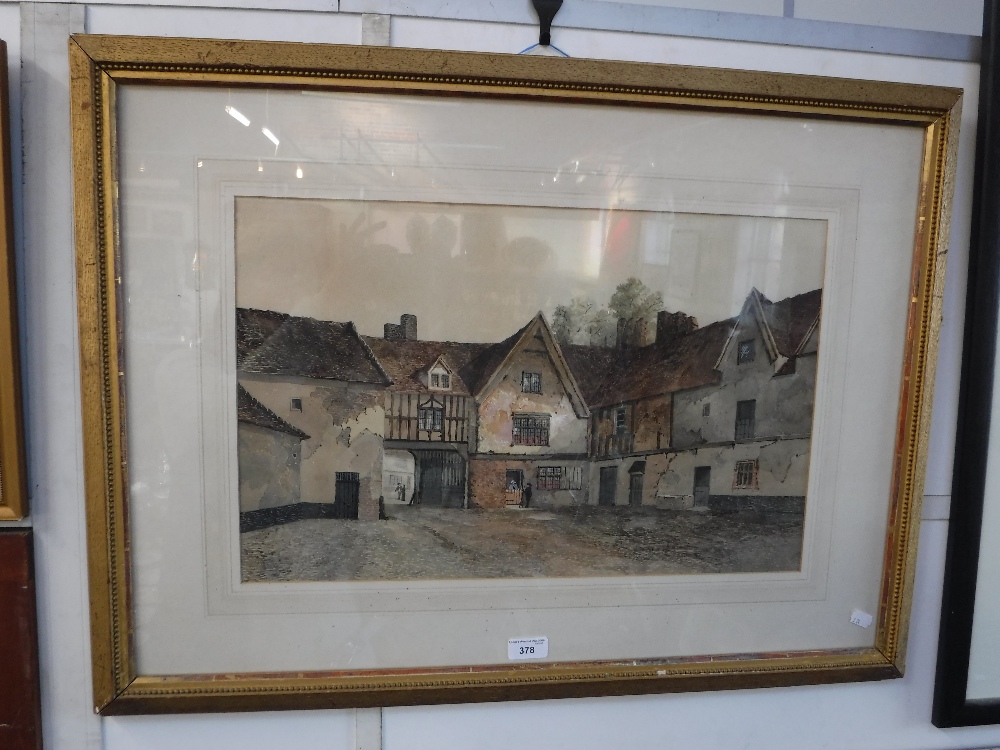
[508,637,549,660]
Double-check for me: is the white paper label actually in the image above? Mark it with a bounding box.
[508,637,548,660]
[850,609,873,629]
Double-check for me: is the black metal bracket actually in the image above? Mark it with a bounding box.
[532,0,564,46]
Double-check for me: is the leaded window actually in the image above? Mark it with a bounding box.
[733,459,759,489]
[615,407,627,435]
[537,466,562,490]
[512,414,550,446]
[521,371,542,393]
[418,407,443,431]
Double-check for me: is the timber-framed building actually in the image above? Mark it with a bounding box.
[236,288,821,525]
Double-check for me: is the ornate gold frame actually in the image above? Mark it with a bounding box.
[0,40,27,522]
[69,34,962,714]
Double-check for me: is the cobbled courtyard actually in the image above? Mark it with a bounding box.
[241,505,804,582]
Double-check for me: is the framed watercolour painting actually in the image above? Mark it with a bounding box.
[0,39,27,522]
[69,35,962,713]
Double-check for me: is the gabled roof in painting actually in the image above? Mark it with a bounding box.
[234,287,820,412]
[237,308,391,385]
[472,312,590,418]
[767,289,822,357]
[236,384,310,439]
[362,338,490,396]
[362,313,590,416]
[714,288,823,371]
[566,288,822,409]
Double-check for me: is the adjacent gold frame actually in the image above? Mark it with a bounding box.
[69,34,962,714]
[0,40,27,522]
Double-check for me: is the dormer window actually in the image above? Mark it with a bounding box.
[737,339,755,364]
[429,367,451,391]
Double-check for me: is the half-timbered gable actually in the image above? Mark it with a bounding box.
[362,339,486,448]
[363,334,495,508]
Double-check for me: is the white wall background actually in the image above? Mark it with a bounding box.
[1,1,999,748]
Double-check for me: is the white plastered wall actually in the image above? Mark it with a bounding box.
[2,1,1000,748]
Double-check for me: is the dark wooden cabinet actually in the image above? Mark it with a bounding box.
[0,530,42,750]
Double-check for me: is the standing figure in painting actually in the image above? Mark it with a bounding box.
[521,482,533,509]
[396,482,405,504]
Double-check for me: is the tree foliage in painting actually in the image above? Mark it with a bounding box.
[609,278,664,323]
[552,297,595,345]
[552,278,662,348]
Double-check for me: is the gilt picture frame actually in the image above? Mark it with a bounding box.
[0,40,27,523]
[69,35,961,714]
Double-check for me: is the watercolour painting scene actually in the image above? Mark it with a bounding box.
[235,196,825,583]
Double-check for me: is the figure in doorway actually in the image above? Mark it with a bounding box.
[396,482,406,504]
[520,482,533,508]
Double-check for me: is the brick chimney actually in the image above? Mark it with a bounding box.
[615,317,649,349]
[656,310,697,344]
[384,314,418,340]
[401,313,417,340]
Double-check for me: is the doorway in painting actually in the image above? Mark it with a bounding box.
[693,466,711,508]
[599,466,618,506]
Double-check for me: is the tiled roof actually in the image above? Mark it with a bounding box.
[570,320,733,408]
[237,384,309,439]
[560,344,618,404]
[562,288,822,408]
[236,287,821,409]
[363,320,533,397]
[462,320,533,396]
[237,308,287,363]
[362,338,489,395]
[761,288,822,357]
[237,308,390,385]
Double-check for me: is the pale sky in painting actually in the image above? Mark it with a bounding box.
[235,196,826,344]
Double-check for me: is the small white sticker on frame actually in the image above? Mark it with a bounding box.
[509,637,548,660]
[850,609,874,628]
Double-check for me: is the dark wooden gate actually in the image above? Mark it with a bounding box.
[333,472,360,519]
[598,466,617,506]
[416,450,466,508]
[693,466,711,507]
